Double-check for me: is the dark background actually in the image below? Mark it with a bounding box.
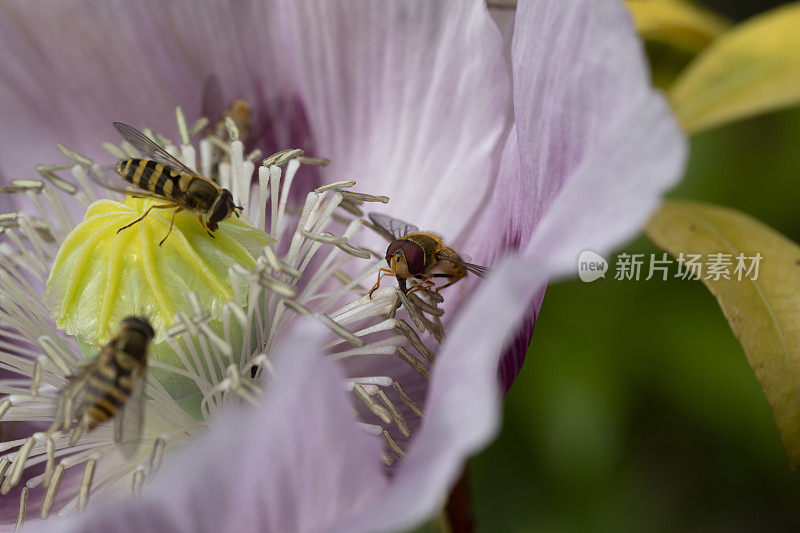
[471,1,800,531]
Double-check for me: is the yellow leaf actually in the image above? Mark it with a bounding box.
[647,200,800,467]
[670,2,800,133]
[625,0,730,52]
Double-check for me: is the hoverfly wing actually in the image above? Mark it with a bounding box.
[87,165,169,202]
[461,261,492,279]
[435,251,492,279]
[115,366,146,456]
[112,122,197,176]
[54,348,108,436]
[368,213,420,240]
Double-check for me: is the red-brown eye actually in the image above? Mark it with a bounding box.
[402,241,425,275]
[386,240,404,260]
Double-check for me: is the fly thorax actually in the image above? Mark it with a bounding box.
[186,178,220,211]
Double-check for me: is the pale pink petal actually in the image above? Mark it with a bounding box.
[341,0,686,528]
[468,0,687,385]
[273,0,511,241]
[0,0,510,246]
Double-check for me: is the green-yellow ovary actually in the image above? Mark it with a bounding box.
[45,196,273,349]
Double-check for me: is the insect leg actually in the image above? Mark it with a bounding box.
[158,207,185,246]
[198,215,215,238]
[430,273,463,292]
[117,203,176,234]
[369,268,395,299]
[406,277,436,296]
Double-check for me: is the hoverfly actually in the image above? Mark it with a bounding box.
[51,316,154,449]
[368,213,491,298]
[90,122,243,246]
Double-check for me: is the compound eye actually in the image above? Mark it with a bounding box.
[402,241,425,275]
[386,240,404,261]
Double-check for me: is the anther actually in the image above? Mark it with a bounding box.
[101,141,128,159]
[176,107,191,146]
[262,148,304,168]
[132,468,145,498]
[43,434,55,488]
[352,384,392,424]
[382,430,406,458]
[0,180,45,194]
[149,437,166,473]
[394,320,434,362]
[314,180,357,194]
[394,347,431,380]
[38,335,76,374]
[36,164,79,194]
[14,486,28,532]
[246,148,263,163]
[339,190,389,204]
[377,390,410,437]
[0,398,11,420]
[224,116,240,142]
[2,436,35,494]
[40,463,65,519]
[297,156,330,166]
[393,381,424,417]
[317,314,365,347]
[78,458,97,511]
[407,291,445,316]
[57,143,92,167]
[0,213,20,230]
[30,358,43,398]
[0,457,10,480]
[395,289,426,332]
[338,198,365,217]
[188,116,210,138]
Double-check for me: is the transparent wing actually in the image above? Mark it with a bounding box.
[115,366,145,457]
[461,261,492,279]
[54,349,108,435]
[368,213,419,240]
[435,251,492,279]
[113,122,196,175]
[87,165,172,202]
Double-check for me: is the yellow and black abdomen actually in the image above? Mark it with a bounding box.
[80,354,137,429]
[116,158,184,200]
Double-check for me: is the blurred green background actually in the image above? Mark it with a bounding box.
[471,1,800,531]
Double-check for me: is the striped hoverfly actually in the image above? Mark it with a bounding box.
[51,316,153,450]
[368,213,491,298]
[90,122,243,246]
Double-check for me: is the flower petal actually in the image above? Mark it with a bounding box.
[0,0,510,245]
[25,321,386,533]
[340,1,687,528]
[469,0,687,386]
[273,0,511,240]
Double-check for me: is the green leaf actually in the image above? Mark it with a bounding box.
[646,200,800,467]
[669,2,800,133]
[625,0,730,53]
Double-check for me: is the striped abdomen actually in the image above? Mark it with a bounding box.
[80,350,142,429]
[116,158,187,200]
